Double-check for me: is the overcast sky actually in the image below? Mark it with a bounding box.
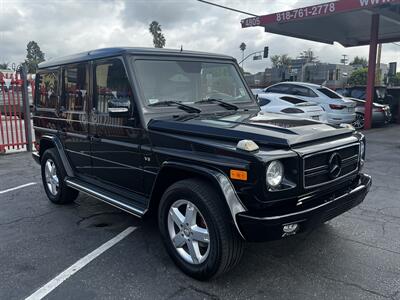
[1,0,399,73]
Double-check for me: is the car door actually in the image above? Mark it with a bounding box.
[59,63,92,178]
[89,57,145,194]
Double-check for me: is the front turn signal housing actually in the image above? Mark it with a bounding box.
[230,169,248,181]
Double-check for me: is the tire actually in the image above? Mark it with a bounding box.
[352,112,365,130]
[41,148,79,204]
[158,178,244,280]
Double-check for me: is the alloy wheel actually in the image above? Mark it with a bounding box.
[167,199,210,265]
[353,114,365,129]
[44,159,59,196]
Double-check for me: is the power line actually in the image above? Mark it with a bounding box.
[197,0,258,17]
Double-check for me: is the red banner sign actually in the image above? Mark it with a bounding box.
[241,0,400,28]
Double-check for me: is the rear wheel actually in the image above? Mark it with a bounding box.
[158,179,244,280]
[352,112,365,130]
[41,148,79,204]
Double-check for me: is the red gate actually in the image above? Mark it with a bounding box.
[0,71,34,153]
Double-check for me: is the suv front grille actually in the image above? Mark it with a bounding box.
[303,143,360,189]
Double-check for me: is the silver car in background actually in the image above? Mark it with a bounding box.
[350,98,392,129]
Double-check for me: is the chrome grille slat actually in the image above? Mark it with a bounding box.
[303,143,360,189]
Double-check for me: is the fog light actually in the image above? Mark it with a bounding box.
[283,223,299,235]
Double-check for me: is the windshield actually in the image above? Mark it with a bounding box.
[134,59,252,106]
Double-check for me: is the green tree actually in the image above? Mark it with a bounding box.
[350,56,368,68]
[348,67,368,85]
[270,54,292,68]
[24,41,45,73]
[0,62,9,69]
[149,21,166,48]
[298,49,318,63]
[393,72,400,86]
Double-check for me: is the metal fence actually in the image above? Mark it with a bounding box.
[0,68,34,153]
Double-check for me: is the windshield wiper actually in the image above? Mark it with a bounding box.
[148,100,201,113]
[195,98,238,111]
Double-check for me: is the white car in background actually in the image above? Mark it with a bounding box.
[257,93,327,122]
[262,82,356,125]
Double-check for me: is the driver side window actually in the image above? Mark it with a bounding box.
[94,59,133,115]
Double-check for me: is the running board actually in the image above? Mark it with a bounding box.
[65,178,147,218]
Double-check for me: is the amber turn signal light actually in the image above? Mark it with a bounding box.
[230,169,248,181]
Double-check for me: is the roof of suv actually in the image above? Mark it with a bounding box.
[38,47,235,69]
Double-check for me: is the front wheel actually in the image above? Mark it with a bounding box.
[352,112,365,130]
[158,179,244,280]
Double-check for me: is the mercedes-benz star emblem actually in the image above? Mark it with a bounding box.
[328,152,342,179]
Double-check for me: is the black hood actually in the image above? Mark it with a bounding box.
[148,111,354,148]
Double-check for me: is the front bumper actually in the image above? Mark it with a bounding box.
[237,173,371,242]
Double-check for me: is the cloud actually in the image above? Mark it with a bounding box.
[0,0,398,74]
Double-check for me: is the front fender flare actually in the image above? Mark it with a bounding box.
[152,161,247,239]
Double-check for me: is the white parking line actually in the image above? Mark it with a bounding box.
[0,182,37,194]
[25,226,137,300]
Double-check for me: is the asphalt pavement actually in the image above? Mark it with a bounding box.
[0,125,399,300]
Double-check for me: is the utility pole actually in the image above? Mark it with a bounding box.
[375,43,382,85]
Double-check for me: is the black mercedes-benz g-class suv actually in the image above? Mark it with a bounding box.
[32,47,371,280]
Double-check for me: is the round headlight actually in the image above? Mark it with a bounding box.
[266,160,284,188]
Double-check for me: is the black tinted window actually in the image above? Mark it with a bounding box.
[291,85,317,97]
[266,84,291,94]
[94,59,132,114]
[62,64,89,112]
[258,97,271,106]
[37,71,59,109]
[280,96,306,104]
[317,88,342,99]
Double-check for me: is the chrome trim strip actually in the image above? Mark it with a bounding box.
[65,179,146,217]
[303,143,360,189]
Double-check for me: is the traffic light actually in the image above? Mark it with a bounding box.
[263,46,269,58]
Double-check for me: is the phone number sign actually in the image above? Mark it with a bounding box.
[241,0,400,28]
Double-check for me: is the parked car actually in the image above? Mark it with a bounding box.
[337,85,399,122]
[257,93,327,122]
[263,82,356,125]
[349,98,391,129]
[32,47,371,280]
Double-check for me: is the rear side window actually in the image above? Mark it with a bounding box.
[280,96,306,104]
[291,85,318,97]
[62,64,90,112]
[258,97,271,106]
[36,71,59,109]
[317,87,342,99]
[266,84,291,94]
